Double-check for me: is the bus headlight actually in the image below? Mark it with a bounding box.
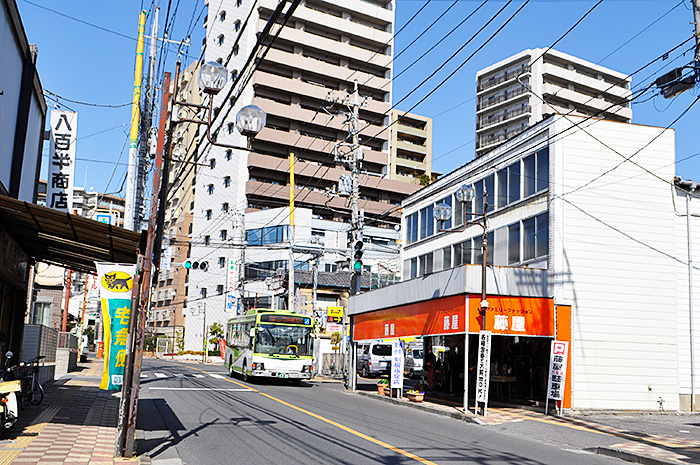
[252,363,264,371]
[302,365,313,373]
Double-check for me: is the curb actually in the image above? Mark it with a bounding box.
[357,390,482,424]
[591,446,683,465]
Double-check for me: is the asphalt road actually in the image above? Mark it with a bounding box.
[136,358,623,465]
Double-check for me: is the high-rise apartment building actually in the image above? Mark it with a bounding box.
[475,48,632,157]
[388,110,436,184]
[184,0,418,350]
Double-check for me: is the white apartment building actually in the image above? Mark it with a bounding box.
[476,48,632,157]
[184,0,412,350]
[370,114,691,411]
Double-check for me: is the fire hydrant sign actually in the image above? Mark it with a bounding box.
[390,340,404,389]
[547,341,569,401]
[475,331,492,403]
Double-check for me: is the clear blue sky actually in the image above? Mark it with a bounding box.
[17,0,700,198]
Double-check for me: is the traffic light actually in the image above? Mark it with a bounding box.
[183,259,208,271]
[352,240,364,273]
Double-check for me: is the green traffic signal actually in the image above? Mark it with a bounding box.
[353,260,363,271]
[184,260,192,269]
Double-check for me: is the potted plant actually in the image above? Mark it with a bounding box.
[377,378,388,395]
[406,389,424,403]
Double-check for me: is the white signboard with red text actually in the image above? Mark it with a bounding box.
[547,340,569,401]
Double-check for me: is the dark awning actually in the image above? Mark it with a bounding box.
[0,195,144,274]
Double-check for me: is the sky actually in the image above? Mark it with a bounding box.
[16,0,700,198]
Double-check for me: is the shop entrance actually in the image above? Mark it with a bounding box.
[421,334,552,407]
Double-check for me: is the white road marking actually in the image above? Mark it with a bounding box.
[174,373,186,378]
[194,374,205,378]
[209,374,225,379]
[148,387,250,391]
[154,373,167,378]
[561,449,594,455]
[140,374,147,378]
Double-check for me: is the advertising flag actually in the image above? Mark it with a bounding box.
[96,263,136,391]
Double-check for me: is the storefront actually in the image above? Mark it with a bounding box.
[348,265,572,411]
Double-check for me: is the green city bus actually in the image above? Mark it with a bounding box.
[224,308,315,385]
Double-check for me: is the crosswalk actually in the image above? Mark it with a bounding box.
[140,372,228,380]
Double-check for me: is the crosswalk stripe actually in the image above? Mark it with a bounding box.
[154,373,167,378]
[210,374,225,379]
[174,373,186,378]
[194,374,205,378]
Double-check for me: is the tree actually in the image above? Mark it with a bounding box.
[84,326,95,345]
[175,328,184,352]
[208,322,224,346]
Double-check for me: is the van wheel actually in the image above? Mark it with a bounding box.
[361,365,369,378]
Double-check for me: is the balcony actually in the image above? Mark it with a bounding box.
[477,64,530,93]
[477,105,531,130]
[477,86,528,112]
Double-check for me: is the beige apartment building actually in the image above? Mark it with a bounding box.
[388,109,436,184]
[183,0,421,350]
[476,48,632,157]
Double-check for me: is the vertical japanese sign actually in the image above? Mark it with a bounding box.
[547,341,569,401]
[390,340,404,389]
[225,257,237,313]
[475,331,492,404]
[47,111,77,212]
[96,263,135,391]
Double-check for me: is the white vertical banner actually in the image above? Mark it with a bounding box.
[225,257,237,313]
[547,341,569,401]
[390,340,404,390]
[160,247,172,271]
[47,110,77,212]
[475,331,492,405]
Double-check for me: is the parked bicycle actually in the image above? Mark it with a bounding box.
[14,356,45,408]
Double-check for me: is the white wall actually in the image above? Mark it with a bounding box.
[556,117,678,410]
[0,4,23,190]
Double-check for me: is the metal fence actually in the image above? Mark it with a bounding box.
[58,332,78,351]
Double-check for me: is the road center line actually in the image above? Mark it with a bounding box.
[148,387,251,391]
[164,362,437,465]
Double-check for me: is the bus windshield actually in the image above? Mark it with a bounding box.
[255,324,313,356]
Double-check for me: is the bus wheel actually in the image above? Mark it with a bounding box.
[228,358,234,378]
[242,361,248,382]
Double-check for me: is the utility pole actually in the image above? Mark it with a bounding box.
[124,11,146,231]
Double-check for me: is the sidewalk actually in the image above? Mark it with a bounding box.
[0,357,139,465]
[355,385,700,465]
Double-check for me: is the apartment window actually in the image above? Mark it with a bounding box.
[410,257,418,279]
[453,239,472,266]
[438,197,452,229]
[201,288,207,298]
[216,284,224,295]
[205,209,212,220]
[236,0,242,6]
[497,161,521,208]
[536,147,549,192]
[419,252,433,276]
[246,225,288,246]
[204,235,210,246]
[219,11,226,21]
[216,57,223,65]
[217,34,224,46]
[231,70,238,81]
[406,212,418,244]
[228,123,235,134]
[233,44,239,56]
[220,229,227,240]
[188,223,192,234]
[190,201,195,210]
[223,176,231,187]
[419,204,434,240]
[209,158,216,169]
[325,264,338,272]
[442,246,452,270]
[474,232,495,265]
[219,257,226,268]
[222,202,229,212]
[454,193,466,226]
[225,150,232,160]
[234,19,241,31]
[508,224,520,265]
[207,184,214,194]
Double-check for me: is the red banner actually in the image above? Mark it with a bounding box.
[218,339,225,360]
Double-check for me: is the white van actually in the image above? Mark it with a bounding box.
[357,342,392,377]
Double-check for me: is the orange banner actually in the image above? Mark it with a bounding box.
[353,295,466,341]
[468,295,554,336]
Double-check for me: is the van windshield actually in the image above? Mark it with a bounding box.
[372,344,392,356]
[412,349,423,359]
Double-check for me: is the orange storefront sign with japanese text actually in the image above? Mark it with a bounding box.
[468,295,554,336]
[353,295,466,341]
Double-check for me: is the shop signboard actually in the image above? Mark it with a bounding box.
[475,331,491,404]
[390,340,404,389]
[326,323,342,333]
[547,341,569,401]
[47,110,77,213]
[96,262,136,391]
[468,295,554,336]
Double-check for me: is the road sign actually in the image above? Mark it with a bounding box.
[327,315,342,324]
[327,306,344,318]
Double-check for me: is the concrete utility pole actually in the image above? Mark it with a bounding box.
[347,81,363,297]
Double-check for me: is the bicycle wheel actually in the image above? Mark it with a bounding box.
[18,379,29,410]
[28,381,43,405]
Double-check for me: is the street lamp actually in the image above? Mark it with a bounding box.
[176,61,266,150]
[434,184,490,414]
